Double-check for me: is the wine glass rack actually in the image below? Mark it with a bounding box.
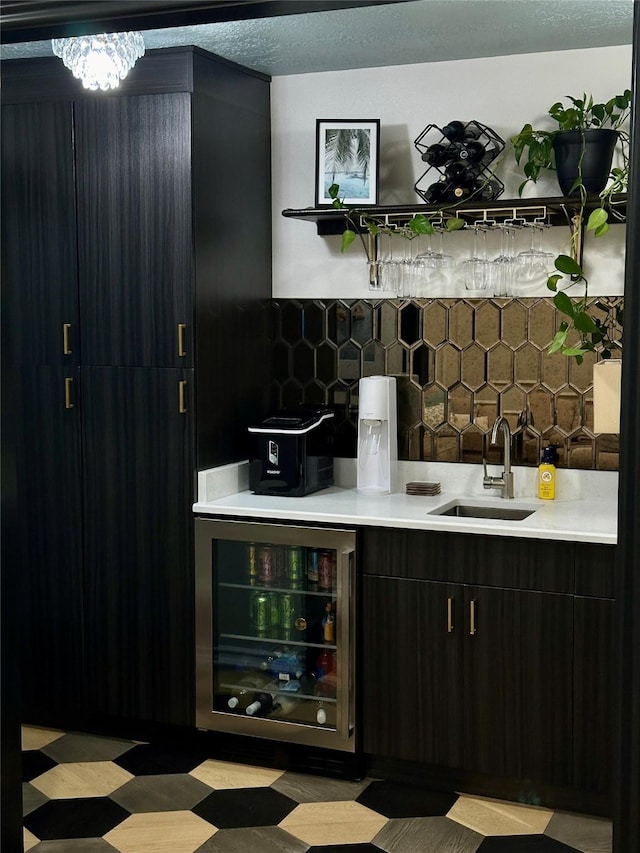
[282,194,627,273]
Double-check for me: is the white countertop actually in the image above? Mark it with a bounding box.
[193,459,618,545]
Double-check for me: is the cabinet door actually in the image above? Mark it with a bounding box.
[15,366,84,724]
[361,576,464,767]
[81,366,194,725]
[463,586,573,785]
[1,101,78,367]
[75,95,193,368]
[573,596,614,795]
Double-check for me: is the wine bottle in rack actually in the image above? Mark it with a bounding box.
[423,181,448,204]
[421,142,456,166]
[459,139,486,164]
[441,120,466,141]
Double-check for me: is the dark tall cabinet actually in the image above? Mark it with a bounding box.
[1,48,272,729]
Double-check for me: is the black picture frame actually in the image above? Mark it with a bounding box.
[315,118,380,208]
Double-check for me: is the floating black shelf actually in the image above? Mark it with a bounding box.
[282,195,627,236]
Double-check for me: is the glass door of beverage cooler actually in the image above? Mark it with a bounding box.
[195,519,356,752]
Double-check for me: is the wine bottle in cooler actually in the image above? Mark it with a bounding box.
[316,701,329,725]
[246,690,277,716]
[227,672,271,711]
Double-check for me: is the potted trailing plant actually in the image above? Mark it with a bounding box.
[511,91,631,201]
[511,92,630,363]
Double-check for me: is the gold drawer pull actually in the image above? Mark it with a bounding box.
[469,599,477,635]
[63,323,72,355]
[177,323,186,357]
[178,380,187,413]
[447,597,454,633]
[64,377,73,409]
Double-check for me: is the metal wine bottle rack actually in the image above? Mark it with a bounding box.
[413,120,506,205]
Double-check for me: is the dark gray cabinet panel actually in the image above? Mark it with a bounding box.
[14,366,84,722]
[362,576,463,766]
[1,101,78,368]
[463,585,573,784]
[573,596,615,795]
[82,367,194,725]
[75,94,193,369]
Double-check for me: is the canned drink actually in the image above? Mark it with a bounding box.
[247,542,258,585]
[259,545,275,585]
[287,546,304,589]
[318,550,334,590]
[268,592,280,637]
[280,593,295,628]
[307,549,319,590]
[251,591,269,637]
[280,593,296,640]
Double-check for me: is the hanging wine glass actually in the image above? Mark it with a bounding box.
[514,223,554,293]
[460,226,490,292]
[492,223,516,297]
[378,232,400,294]
[415,229,445,297]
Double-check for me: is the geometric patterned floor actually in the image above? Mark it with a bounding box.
[22,726,613,853]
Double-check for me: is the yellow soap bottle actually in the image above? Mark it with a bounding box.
[538,445,558,500]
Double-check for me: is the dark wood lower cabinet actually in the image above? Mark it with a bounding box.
[463,585,573,784]
[362,576,463,767]
[361,528,613,803]
[573,596,615,794]
[362,574,573,785]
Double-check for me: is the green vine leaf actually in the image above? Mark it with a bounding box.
[547,274,562,292]
[408,214,434,235]
[446,217,465,232]
[554,254,583,277]
[553,290,575,318]
[340,229,357,253]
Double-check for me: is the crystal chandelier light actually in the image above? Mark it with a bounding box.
[52,32,145,91]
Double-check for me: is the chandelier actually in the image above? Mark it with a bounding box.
[52,32,145,91]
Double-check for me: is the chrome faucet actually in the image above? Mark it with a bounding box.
[483,416,514,499]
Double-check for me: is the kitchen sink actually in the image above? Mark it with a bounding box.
[429,501,538,521]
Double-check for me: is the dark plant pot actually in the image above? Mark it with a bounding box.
[552,128,618,196]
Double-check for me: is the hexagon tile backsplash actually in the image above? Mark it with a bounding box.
[270,297,622,471]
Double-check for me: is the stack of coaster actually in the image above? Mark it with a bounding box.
[405,481,442,496]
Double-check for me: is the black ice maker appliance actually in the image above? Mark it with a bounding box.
[248,407,334,496]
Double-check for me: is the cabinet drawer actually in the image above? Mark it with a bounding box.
[574,543,616,598]
[362,528,574,593]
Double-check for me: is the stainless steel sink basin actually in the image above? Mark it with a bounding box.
[429,501,538,521]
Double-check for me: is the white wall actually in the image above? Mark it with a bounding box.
[271,45,631,299]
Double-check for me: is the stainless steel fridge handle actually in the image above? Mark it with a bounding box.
[336,545,356,742]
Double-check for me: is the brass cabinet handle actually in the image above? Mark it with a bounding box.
[469,599,477,635]
[63,323,72,355]
[177,323,186,357]
[64,377,73,409]
[178,380,187,413]
[447,596,454,633]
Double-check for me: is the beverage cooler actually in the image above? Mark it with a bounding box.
[194,518,356,752]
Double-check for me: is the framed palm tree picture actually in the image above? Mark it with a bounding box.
[315,119,380,207]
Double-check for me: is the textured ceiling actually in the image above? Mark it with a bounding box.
[0,0,634,75]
